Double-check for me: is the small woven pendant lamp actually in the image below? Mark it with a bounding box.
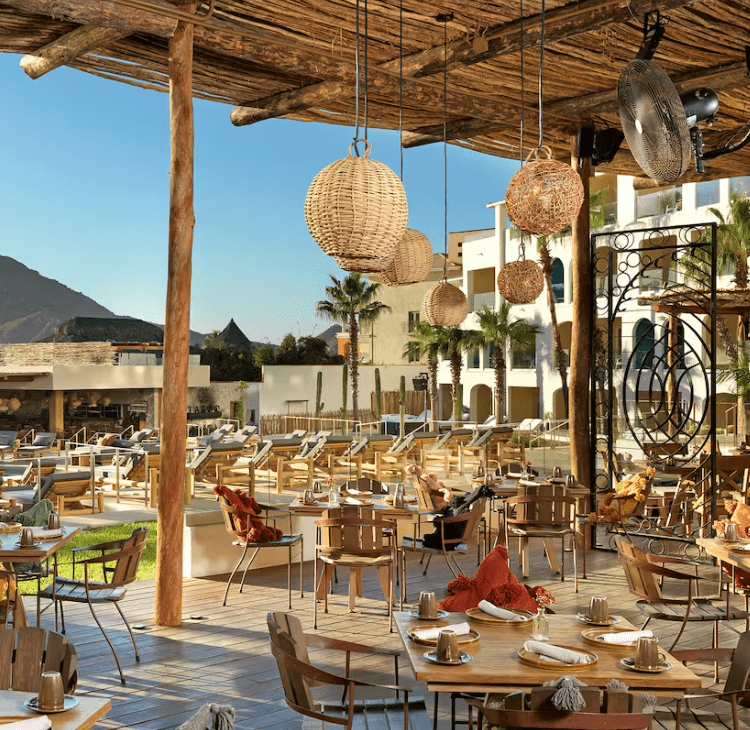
[497,253,545,304]
[381,229,433,286]
[423,13,468,327]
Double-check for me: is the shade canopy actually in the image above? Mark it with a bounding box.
[4,0,750,180]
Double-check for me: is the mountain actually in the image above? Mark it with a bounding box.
[318,324,341,354]
[0,255,116,342]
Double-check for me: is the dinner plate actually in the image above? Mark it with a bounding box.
[580,628,639,649]
[423,650,472,665]
[410,606,449,620]
[577,612,621,626]
[517,644,598,671]
[408,627,480,646]
[730,544,750,553]
[466,606,533,625]
[25,695,80,714]
[620,657,672,673]
[0,523,21,534]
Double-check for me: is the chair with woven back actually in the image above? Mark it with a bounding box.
[0,626,78,695]
[39,526,149,685]
[268,611,430,730]
[615,536,748,669]
[314,504,397,630]
[215,487,303,609]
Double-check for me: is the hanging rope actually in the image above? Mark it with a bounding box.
[519,0,526,261]
[442,14,449,278]
[353,0,362,152]
[364,0,369,141]
[399,0,404,179]
[537,0,546,151]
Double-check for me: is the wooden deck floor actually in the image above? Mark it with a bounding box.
[28,536,750,729]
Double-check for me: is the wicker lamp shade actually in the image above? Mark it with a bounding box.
[381,229,433,286]
[305,143,408,273]
[497,259,545,304]
[506,147,584,236]
[423,280,469,327]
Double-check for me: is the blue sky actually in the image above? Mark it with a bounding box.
[0,54,519,343]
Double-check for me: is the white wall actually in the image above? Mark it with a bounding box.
[260,364,427,416]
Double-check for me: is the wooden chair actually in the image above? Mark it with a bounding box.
[467,686,652,730]
[650,630,750,730]
[314,505,397,630]
[39,472,105,516]
[268,611,429,730]
[216,493,303,609]
[39,526,149,685]
[503,492,579,590]
[615,536,748,656]
[0,627,78,695]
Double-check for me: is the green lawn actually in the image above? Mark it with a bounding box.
[19,521,157,595]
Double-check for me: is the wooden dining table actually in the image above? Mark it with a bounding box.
[0,525,80,627]
[0,689,111,730]
[394,611,702,698]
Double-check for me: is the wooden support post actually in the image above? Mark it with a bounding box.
[49,390,65,435]
[569,134,592,489]
[155,3,196,628]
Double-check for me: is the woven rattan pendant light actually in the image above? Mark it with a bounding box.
[497,0,547,305]
[423,14,468,327]
[305,0,407,273]
[382,6,433,288]
[504,0,583,237]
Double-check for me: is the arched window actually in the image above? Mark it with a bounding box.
[551,258,565,303]
[634,319,655,369]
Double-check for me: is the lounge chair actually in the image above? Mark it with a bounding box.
[0,431,17,460]
[15,432,58,456]
[7,471,104,516]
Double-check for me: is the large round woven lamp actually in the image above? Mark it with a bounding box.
[381,229,433,286]
[424,279,469,327]
[506,146,584,236]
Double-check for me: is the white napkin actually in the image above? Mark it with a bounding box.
[413,622,471,642]
[31,527,63,540]
[344,489,371,496]
[524,641,592,664]
[478,600,525,621]
[598,629,653,645]
[3,717,52,730]
[343,497,364,505]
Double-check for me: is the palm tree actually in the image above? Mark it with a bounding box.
[463,304,539,422]
[403,321,442,429]
[316,273,390,423]
[710,192,750,438]
[435,326,472,423]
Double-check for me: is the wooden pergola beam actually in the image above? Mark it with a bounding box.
[546,59,750,118]
[230,0,699,126]
[20,24,129,79]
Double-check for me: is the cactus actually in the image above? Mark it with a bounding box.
[315,371,324,418]
[374,368,382,421]
[399,375,406,438]
[341,364,348,432]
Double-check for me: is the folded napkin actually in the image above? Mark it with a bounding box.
[478,600,525,621]
[30,527,63,540]
[413,622,471,642]
[598,629,653,645]
[345,489,371,496]
[343,497,364,505]
[3,717,52,730]
[524,641,592,665]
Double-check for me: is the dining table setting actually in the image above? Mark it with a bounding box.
[394,593,702,698]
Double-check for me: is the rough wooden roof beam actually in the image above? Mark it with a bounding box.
[231,0,699,127]
[20,24,129,79]
[547,59,750,118]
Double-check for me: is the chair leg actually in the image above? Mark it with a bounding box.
[223,542,250,606]
[573,532,578,594]
[314,555,319,630]
[113,600,140,662]
[299,537,305,599]
[714,620,720,684]
[422,553,433,576]
[287,544,292,610]
[238,548,261,594]
[87,599,126,685]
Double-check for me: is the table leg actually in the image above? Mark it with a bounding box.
[543,538,561,574]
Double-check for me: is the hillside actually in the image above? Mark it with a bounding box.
[0,255,116,342]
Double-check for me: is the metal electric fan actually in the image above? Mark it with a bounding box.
[617,11,748,183]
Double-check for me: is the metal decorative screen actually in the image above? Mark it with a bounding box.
[590,222,717,548]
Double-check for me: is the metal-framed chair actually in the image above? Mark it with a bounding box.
[39,526,149,684]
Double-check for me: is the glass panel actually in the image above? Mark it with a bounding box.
[732,177,750,198]
[634,320,655,368]
[636,187,682,219]
[551,258,564,303]
[511,339,536,369]
[468,349,480,369]
[697,180,720,207]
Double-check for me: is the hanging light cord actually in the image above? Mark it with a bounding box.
[443,15,448,279]
[537,0,546,151]
[353,0,361,150]
[399,0,404,180]
[364,0,369,142]
[519,0,526,261]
